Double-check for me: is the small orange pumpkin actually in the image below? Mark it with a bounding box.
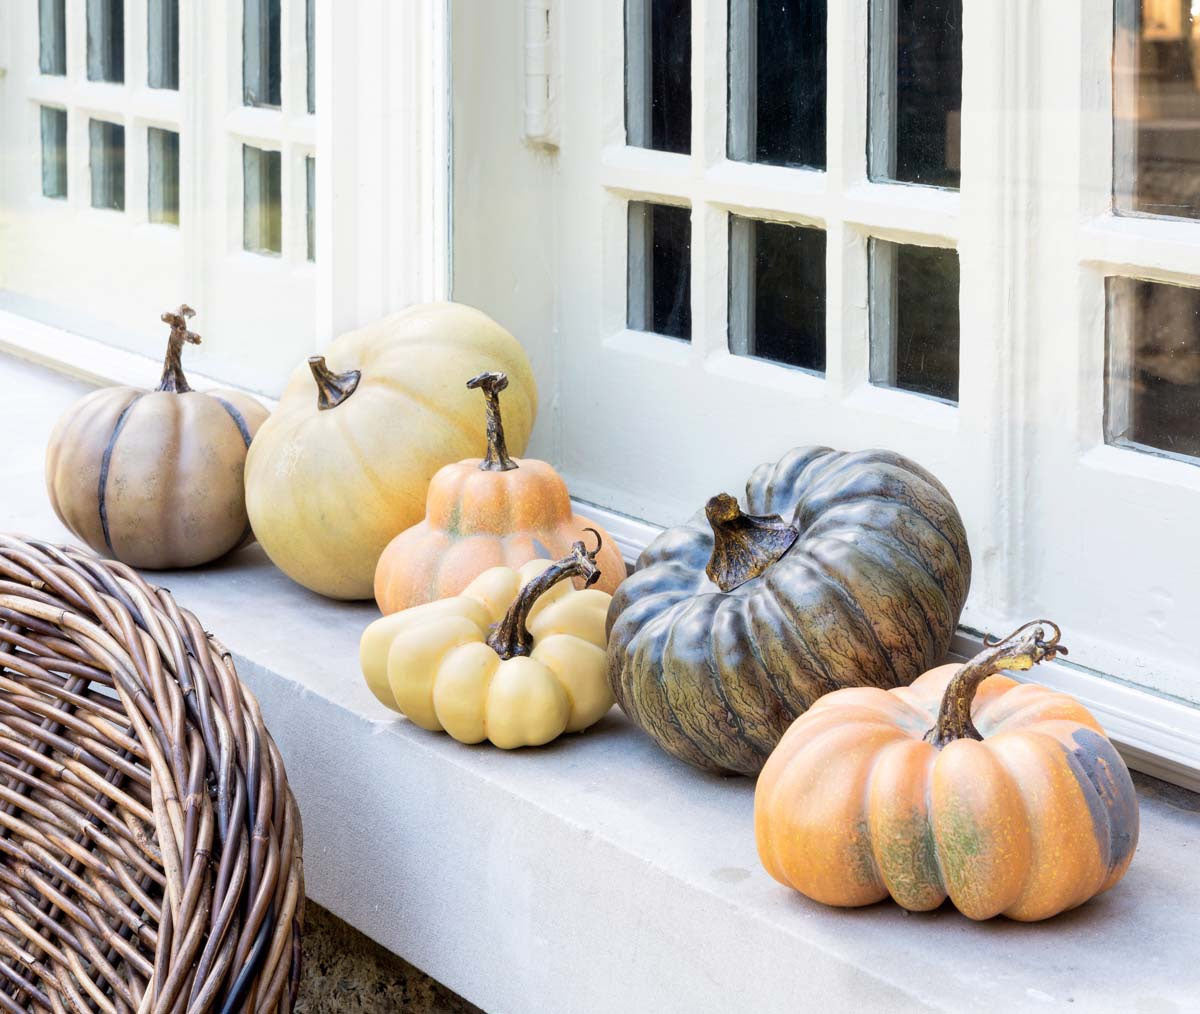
[755,621,1139,922]
[374,372,625,613]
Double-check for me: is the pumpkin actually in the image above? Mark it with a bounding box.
[360,533,613,749]
[373,370,625,613]
[755,620,1139,921]
[244,302,537,599]
[44,305,268,569]
[605,446,972,775]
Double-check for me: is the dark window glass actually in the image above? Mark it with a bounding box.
[148,0,179,89]
[869,0,961,188]
[244,0,282,108]
[40,107,68,199]
[148,128,180,225]
[729,217,825,372]
[87,0,125,83]
[628,202,691,340]
[306,155,316,261]
[39,0,67,76]
[1114,1,1200,219]
[870,240,959,402]
[243,145,282,254]
[89,119,125,211]
[626,0,691,154]
[1106,277,1200,461]
[728,0,827,170]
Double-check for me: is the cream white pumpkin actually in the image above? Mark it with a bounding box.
[244,302,537,599]
[360,537,613,749]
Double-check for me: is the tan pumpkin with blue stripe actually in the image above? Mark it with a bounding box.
[754,621,1140,922]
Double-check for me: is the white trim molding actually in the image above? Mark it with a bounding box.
[315,0,451,343]
[576,499,1200,794]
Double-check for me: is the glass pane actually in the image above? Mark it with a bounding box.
[626,0,691,154]
[868,0,961,188]
[628,202,691,340]
[1114,1,1200,219]
[1106,277,1200,461]
[307,0,316,114]
[869,240,959,402]
[728,0,827,170]
[244,0,282,108]
[148,0,179,90]
[148,128,180,225]
[243,145,282,255]
[306,155,315,261]
[729,217,826,373]
[87,0,125,83]
[40,107,68,199]
[89,119,125,211]
[39,0,66,76]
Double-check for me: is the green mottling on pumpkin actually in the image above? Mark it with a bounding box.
[874,811,942,909]
[446,502,462,537]
[850,819,882,889]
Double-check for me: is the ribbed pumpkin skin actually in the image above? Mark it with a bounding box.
[755,666,1140,921]
[605,446,971,775]
[45,386,267,569]
[244,303,537,600]
[374,457,625,613]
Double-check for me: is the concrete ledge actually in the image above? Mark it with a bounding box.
[4,354,1199,1013]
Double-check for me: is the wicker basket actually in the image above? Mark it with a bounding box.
[0,535,303,1013]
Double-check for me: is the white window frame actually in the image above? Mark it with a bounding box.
[0,0,450,396]
[450,0,1200,790]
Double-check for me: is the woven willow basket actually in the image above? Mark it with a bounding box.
[0,535,303,1013]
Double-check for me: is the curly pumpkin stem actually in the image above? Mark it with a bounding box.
[926,620,1069,747]
[308,356,361,411]
[704,494,799,592]
[466,371,518,472]
[487,530,603,659]
[157,304,200,393]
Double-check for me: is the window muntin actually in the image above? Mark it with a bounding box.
[729,216,826,372]
[626,0,691,153]
[869,239,959,402]
[868,0,962,188]
[728,0,827,170]
[1105,277,1200,461]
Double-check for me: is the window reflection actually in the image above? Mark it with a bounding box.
[1115,0,1200,218]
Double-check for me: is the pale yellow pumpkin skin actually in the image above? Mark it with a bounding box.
[244,303,537,599]
[360,558,613,749]
[755,626,1140,922]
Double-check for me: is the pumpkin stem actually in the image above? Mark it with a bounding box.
[157,304,200,393]
[704,494,799,592]
[467,371,518,472]
[487,530,603,659]
[308,356,362,411]
[926,620,1069,747]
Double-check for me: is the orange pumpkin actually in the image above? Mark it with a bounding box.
[755,621,1139,922]
[374,372,625,613]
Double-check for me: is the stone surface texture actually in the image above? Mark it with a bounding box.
[3,353,1199,1013]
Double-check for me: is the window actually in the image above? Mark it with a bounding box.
[452,0,1200,778]
[148,0,180,90]
[87,0,125,84]
[89,119,125,211]
[40,108,68,199]
[148,128,180,225]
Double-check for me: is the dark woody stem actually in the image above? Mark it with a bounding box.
[486,530,604,659]
[157,304,201,393]
[925,620,1068,748]
[308,356,362,411]
[704,493,799,592]
[466,371,518,472]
